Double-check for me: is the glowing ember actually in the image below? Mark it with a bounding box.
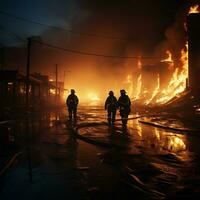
[189,5,200,14]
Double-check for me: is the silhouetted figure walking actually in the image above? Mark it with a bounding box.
[118,89,131,127]
[66,89,79,123]
[105,91,118,125]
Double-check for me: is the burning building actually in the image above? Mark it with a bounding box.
[146,7,200,110]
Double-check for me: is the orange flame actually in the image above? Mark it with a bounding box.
[189,5,200,14]
[133,8,191,105]
[156,43,188,104]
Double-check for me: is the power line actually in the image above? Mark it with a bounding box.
[0,27,161,59]
[33,39,160,59]
[0,10,129,40]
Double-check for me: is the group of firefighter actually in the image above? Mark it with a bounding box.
[66,89,131,127]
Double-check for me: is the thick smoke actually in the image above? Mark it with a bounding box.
[37,0,183,101]
[2,0,198,102]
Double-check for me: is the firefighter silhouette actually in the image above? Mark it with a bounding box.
[117,89,131,127]
[66,89,79,123]
[105,91,118,125]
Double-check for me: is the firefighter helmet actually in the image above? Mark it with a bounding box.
[109,91,114,96]
[71,89,75,94]
[120,89,126,94]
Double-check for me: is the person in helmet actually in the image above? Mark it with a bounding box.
[117,89,131,127]
[66,89,79,123]
[105,91,118,125]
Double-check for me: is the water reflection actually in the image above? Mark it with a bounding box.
[78,111,188,158]
[1,106,199,199]
[154,128,160,140]
[136,119,142,138]
[128,119,187,155]
[0,109,66,157]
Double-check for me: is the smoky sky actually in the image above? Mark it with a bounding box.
[0,0,199,80]
[0,0,196,47]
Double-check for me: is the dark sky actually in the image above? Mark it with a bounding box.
[0,0,78,46]
[0,0,196,48]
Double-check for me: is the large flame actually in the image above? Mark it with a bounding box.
[156,43,188,104]
[126,45,188,105]
[189,5,200,14]
[127,6,194,106]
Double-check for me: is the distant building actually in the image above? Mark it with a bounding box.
[0,70,64,113]
[0,70,41,108]
[48,80,64,103]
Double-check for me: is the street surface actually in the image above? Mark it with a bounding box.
[1,106,200,199]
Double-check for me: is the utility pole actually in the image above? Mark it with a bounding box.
[26,38,31,108]
[26,37,33,182]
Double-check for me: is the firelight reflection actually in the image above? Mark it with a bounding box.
[128,119,187,154]
[78,107,189,162]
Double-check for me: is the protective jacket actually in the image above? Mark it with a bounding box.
[117,95,131,114]
[66,94,79,108]
[105,96,118,111]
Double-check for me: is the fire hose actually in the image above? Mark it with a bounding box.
[71,116,142,148]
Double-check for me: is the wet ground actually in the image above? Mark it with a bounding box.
[1,106,200,199]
